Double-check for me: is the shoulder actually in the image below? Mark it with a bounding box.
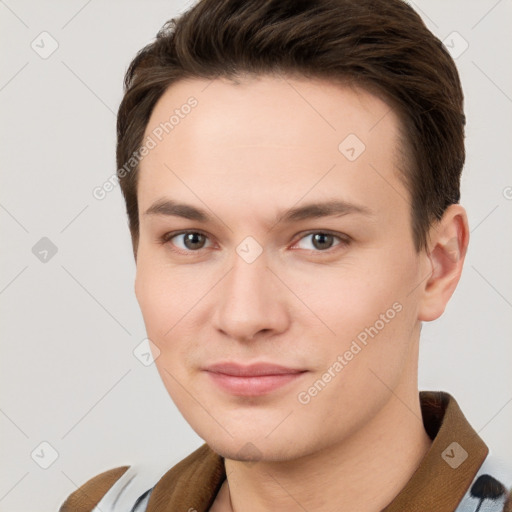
[58,444,221,512]
[59,465,131,512]
[478,452,512,490]
[456,452,512,512]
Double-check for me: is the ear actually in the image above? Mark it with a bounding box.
[417,204,469,322]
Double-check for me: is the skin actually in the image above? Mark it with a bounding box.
[134,75,469,511]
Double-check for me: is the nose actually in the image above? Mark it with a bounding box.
[212,249,290,342]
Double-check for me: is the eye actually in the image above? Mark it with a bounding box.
[161,230,350,255]
[163,231,213,252]
[293,231,349,252]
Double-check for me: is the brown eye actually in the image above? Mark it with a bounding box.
[182,232,207,250]
[294,231,349,252]
[164,231,212,252]
[311,233,335,250]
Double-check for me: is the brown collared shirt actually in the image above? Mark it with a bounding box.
[59,391,512,512]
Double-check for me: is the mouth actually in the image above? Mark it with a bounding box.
[202,361,308,396]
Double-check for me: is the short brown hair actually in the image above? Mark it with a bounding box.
[116,0,465,255]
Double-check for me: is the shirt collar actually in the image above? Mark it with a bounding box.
[146,391,488,511]
[382,391,488,511]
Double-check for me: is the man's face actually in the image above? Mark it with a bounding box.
[135,75,430,461]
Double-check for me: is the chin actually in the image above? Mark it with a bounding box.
[199,428,314,464]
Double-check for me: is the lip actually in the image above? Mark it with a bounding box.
[203,362,307,396]
[204,362,305,377]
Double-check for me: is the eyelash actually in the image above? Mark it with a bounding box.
[159,229,351,256]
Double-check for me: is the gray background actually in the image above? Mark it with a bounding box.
[1,0,511,510]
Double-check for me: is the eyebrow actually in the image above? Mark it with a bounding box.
[143,198,374,226]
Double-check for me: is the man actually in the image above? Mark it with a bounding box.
[60,0,511,510]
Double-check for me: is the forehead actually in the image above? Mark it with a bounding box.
[137,75,408,224]
[144,74,400,147]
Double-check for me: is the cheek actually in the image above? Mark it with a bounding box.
[300,257,416,339]
[135,246,195,328]
[135,264,195,399]
[134,255,187,348]
[135,265,166,334]
[300,249,420,384]
[134,254,214,379]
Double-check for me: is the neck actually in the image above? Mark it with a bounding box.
[217,353,432,512]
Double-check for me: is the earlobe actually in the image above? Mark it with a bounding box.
[418,205,469,322]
